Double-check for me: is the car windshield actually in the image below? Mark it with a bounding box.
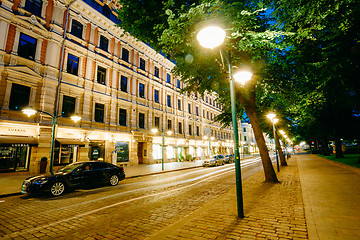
[57,163,83,173]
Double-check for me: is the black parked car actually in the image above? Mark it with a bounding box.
[21,161,125,196]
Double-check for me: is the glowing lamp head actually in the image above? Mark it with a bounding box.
[22,107,37,117]
[234,71,253,85]
[70,114,81,123]
[266,113,276,120]
[151,128,159,134]
[166,130,173,136]
[197,26,226,49]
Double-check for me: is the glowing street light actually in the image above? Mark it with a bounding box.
[197,26,249,218]
[197,26,226,49]
[22,107,81,175]
[233,71,253,85]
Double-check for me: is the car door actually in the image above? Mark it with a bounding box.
[89,162,107,185]
[67,164,89,188]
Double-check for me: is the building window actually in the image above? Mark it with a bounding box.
[154,89,159,103]
[188,104,191,113]
[166,73,171,83]
[154,66,159,78]
[196,126,200,136]
[244,136,247,141]
[94,103,104,123]
[196,106,199,116]
[120,75,127,92]
[24,0,42,17]
[71,20,83,39]
[243,127,247,132]
[189,125,192,135]
[178,99,181,110]
[97,66,106,85]
[61,95,76,117]
[9,83,30,110]
[119,108,126,126]
[207,111,209,119]
[178,122,182,134]
[139,113,145,129]
[139,83,145,98]
[67,54,79,76]
[99,35,108,52]
[18,33,37,60]
[139,58,146,71]
[211,113,213,120]
[167,95,171,107]
[177,79,181,88]
[154,116,160,129]
[203,110,205,117]
[167,119,172,130]
[122,48,129,62]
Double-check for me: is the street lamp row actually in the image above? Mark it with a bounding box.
[266,113,280,172]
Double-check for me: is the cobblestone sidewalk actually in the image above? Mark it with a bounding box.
[147,156,308,240]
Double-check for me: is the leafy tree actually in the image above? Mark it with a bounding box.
[265,0,360,158]
[118,0,286,182]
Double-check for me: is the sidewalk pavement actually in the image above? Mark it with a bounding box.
[0,160,204,198]
[1,153,360,240]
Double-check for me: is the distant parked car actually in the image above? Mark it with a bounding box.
[202,155,225,167]
[224,154,235,163]
[21,161,125,196]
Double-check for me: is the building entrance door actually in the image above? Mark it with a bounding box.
[137,142,144,164]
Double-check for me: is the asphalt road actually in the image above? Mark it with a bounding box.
[0,157,265,239]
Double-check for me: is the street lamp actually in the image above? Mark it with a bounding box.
[151,128,172,171]
[267,113,279,172]
[197,26,252,218]
[22,107,81,175]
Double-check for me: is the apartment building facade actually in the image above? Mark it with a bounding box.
[0,0,235,173]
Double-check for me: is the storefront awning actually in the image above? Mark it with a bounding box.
[0,135,38,147]
[56,138,86,147]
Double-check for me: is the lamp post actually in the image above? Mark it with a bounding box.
[197,26,252,218]
[23,107,81,175]
[151,128,172,171]
[267,113,279,172]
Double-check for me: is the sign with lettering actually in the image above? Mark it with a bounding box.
[0,125,37,136]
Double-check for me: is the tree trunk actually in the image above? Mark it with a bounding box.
[275,129,287,166]
[243,94,278,183]
[335,137,344,158]
[321,138,330,156]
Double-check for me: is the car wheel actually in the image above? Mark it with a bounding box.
[50,182,65,196]
[109,175,119,186]
[222,161,224,165]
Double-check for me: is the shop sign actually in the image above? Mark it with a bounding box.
[0,126,37,136]
[61,144,85,148]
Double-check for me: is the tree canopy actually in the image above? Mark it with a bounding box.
[117,0,360,163]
